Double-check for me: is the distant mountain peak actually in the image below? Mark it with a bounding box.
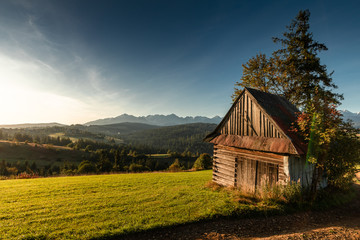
[85,113,222,126]
[340,110,360,128]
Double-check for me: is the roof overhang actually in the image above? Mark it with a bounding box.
[210,134,301,155]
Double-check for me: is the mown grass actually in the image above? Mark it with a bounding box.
[0,170,242,240]
[1,170,355,240]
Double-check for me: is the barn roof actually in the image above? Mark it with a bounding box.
[205,87,307,155]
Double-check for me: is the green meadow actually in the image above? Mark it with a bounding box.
[0,170,240,240]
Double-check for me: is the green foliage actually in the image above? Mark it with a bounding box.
[234,9,342,108]
[193,153,213,170]
[233,53,289,101]
[233,9,353,199]
[129,163,146,172]
[77,160,96,174]
[326,121,360,189]
[123,123,215,154]
[168,159,183,172]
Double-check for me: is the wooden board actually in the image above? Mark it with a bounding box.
[219,91,287,139]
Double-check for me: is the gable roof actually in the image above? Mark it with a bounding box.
[205,87,307,155]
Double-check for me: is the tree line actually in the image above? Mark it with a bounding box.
[0,129,213,178]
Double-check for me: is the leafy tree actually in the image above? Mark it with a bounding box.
[192,153,212,170]
[0,160,9,176]
[168,159,183,172]
[233,9,357,200]
[78,160,97,174]
[326,121,360,189]
[30,162,38,172]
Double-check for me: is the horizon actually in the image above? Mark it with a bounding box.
[0,112,224,126]
[1,0,359,125]
[0,110,359,126]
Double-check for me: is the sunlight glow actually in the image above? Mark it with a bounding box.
[0,53,100,125]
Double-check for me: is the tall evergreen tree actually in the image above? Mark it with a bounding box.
[234,9,343,108]
[233,10,358,200]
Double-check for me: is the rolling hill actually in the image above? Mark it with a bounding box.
[121,123,217,154]
[0,122,66,129]
[73,122,161,136]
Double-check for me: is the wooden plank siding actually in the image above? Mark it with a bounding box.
[206,88,313,191]
[213,145,286,191]
[219,92,286,139]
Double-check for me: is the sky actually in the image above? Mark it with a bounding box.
[0,0,359,124]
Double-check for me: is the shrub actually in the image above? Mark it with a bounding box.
[326,121,360,189]
[192,153,212,170]
[169,159,183,172]
[129,163,146,172]
[78,160,97,174]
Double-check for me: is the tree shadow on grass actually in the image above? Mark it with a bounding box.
[92,184,360,240]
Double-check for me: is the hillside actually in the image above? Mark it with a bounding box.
[0,122,66,129]
[0,171,234,239]
[0,141,88,167]
[1,122,217,154]
[85,113,222,126]
[121,123,216,154]
[75,122,161,136]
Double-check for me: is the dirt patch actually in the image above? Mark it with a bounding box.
[122,184,360,240]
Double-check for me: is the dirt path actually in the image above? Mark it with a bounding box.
[123,184,360,240]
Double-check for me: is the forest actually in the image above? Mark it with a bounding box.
[0,123,214,178]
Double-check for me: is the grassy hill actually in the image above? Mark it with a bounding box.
[0,170,239,239]
[0,141,88,167]
[1,122,214,154]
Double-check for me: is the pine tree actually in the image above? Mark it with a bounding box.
[233,10,352,200]
[234,9,343,108]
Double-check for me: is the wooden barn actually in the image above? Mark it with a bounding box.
[204,87,321,192]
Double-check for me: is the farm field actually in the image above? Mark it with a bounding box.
[0,170,241,240]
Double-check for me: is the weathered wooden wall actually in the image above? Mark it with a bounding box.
[213,145,287,191]
[284,156,326,188]
[220,92,285,139]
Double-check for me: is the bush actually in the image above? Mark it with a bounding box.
[192,153,212,170]
[129,163,146,172]
[169,159,183,172]
[326,122,360,189]
[78,160,97,174]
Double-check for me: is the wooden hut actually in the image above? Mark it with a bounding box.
[204,87,321,192]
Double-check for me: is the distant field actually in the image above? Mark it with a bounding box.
[0,141,87,166]
[147,153,171,158]
[49,132,124,144]
[0,171,241,239]
[49,132,78,142]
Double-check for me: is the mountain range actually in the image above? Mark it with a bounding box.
[1,111,358,129]
[340,110,360,128]
[85,114,222,126]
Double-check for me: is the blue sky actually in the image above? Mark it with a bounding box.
[0,0,359,124]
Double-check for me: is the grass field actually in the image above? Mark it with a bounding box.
[49,132,78,143]
[147,153,171,158]
[0,170,246,240]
